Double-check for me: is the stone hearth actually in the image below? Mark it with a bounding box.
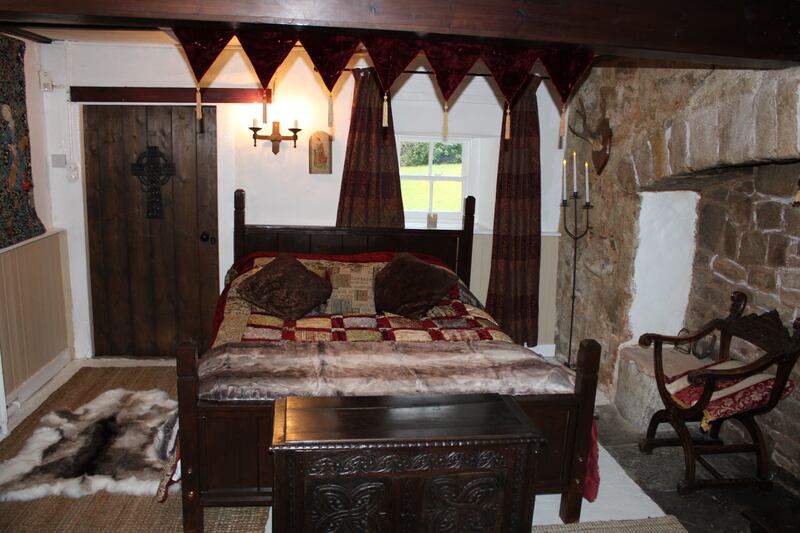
[556,63,800,483]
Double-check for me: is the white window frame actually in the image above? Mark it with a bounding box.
[397,136,470,228]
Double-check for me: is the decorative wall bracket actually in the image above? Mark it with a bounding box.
[250,121,301,154]
[131,146,175,219]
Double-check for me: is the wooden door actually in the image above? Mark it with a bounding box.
[84,106,218,356]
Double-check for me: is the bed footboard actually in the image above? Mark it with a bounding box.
[561,339,601,522]
[177,342,203,533]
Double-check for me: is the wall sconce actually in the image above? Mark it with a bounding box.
[249,119,301,155]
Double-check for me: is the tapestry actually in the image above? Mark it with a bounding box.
[0,35,45,249]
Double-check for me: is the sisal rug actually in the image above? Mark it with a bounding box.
[531,515,687,532]
[0,388,177,501]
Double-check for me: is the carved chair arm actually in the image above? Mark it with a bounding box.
[639,320,723,348]
[687,352,784,385]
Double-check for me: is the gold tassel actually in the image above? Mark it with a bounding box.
[558,104,566,149]
[262,90,268,124]
[443,102,449,139]
[504,105,511,140]
[382,92,389,128]
[328,92,334,135]
[195,87,202,121]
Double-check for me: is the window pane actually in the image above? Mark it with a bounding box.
[399,141,429,175]
[432,180,463,212]
[431,142,463,176]
[401,179,430,211]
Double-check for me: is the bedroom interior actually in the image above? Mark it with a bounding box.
[0,2,799,532]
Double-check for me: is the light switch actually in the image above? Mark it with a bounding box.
[51,154,67,168]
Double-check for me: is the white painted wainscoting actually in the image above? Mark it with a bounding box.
[0,230,72,439]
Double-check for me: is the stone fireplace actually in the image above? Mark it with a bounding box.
[556,63,800,481]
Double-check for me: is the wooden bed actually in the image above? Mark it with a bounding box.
[176,189,600,533]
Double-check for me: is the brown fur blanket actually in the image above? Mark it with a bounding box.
[0,389,177,501]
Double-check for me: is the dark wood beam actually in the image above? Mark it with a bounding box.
[69,87,269,104]
[0,1,799,67]
[0,25,51,42]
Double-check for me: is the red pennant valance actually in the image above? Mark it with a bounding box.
[362,36,421,93]
[236,29,298,89]
[172,26,594,115]
[541,45,595,106]
[301,32,361,92]
[173,28,235,83]
[481,45,543,104]
[421,41,482,102]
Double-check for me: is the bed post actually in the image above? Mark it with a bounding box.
[177,341,203,533]
[234,189,246,262]
[560,338,601,523]
[458,195,475,285]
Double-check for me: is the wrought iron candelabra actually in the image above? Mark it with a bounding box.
[562,192,592,368]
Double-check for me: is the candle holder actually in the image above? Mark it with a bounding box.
[250,121,301,154]
[561,192,592,368]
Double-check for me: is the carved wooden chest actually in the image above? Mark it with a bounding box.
[271,394,543,533]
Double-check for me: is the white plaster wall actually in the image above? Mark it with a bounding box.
[34,37,566,357]
[628,191,700,338]
[22,41,52,228]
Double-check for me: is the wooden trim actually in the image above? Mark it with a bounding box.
[0,25,51,42]
[1,1,799,66]
[176,341,203,533]
[70,87,269,104]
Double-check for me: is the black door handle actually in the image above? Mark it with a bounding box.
[200,231,210,242]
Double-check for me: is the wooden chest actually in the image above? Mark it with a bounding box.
[271,394,543,533]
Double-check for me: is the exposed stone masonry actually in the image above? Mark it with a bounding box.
[684,164,800,477]
[555,63,800,481]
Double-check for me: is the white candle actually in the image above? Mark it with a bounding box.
[584,161,590,204]
[572,151,578,193]
[293,119,298,129]
[561,159,567,201]
[252,118,258,128]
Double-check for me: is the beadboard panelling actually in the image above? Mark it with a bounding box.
[0,230,70,398]
[469,233,559,347]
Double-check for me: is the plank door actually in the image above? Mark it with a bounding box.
[84,106,219,356]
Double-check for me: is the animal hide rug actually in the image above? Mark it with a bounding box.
[0,389,178,501]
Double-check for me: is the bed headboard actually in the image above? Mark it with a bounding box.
[233,189,476,284]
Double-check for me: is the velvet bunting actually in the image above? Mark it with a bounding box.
[421,41,482,137]
[173,28,234,119]
[362,36,420,127]
[541,45,595,143]
[237,29,297,123]
[300,32,361,132]
[481,45,543,139]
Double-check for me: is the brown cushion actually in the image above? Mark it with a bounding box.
[374,253,459,318]
[237,254,332,320]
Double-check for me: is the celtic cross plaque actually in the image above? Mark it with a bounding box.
[131,146,175,219]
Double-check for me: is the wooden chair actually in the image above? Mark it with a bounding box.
[637,291,799,494]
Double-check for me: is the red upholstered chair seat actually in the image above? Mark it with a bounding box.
[665,360,796,431]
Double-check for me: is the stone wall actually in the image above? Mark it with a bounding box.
[684,164,800,476]
[555,63,800,481]
[556,64,800,388]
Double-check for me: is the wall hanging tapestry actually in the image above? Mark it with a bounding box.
[0,389,177,501]
[0,35,45,250]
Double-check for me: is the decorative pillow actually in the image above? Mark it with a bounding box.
[324,261,386,314]
[374,253,459,319]
[237,254,332,320]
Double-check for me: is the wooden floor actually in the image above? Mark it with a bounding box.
[0,366,268,533]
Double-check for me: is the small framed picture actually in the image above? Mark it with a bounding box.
[309,131,332,174]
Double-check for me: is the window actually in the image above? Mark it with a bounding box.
[398,138,467,226]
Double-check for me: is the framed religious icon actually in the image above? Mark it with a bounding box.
[308,131,332,174]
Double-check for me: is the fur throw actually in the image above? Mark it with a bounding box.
[0,389,178,501]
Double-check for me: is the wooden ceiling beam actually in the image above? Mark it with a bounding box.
[0,1,799,67]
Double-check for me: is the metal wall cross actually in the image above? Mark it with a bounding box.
[131,146,175,218]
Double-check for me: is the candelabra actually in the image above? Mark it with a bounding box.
[561,191,592,368]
